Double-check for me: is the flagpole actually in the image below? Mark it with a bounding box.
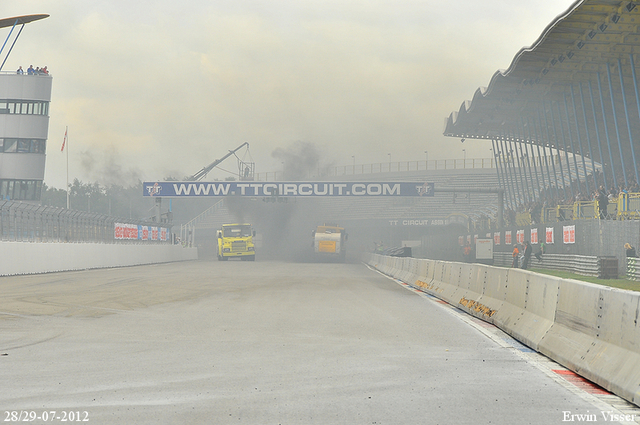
[62,126,69,209]
[66,127,69,209]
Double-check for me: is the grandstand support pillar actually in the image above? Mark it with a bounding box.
[597,71,618,189]
[531,115,550,199]
[518,120,536,201]
[606,63,628,188]
[507,135,524,204]
[497,189,504,227]
[630,54,640,186]
[523,117,542,200]
[548,99,571,199]
[555,100,575,197]
[539,105,561,200]
[491,139,505,204]
[589,79,609,190]
[563,93,583,192]
[504,136,522,211]
[617,58,640,186]
[578,82,598,190]
[570,86,590,195]
[501,137,518,209]
[513,132,532,203]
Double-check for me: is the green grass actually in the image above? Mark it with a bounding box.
[527,268,640,292]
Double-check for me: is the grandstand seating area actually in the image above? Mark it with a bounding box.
[181,159,640,239]
[182,168,502,235]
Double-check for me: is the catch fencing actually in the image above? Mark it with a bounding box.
[0,200,171,243]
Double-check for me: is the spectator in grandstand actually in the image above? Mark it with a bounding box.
[597,186,608,219]
[625,243,637,258]
[521,241,532,269]
[534,242,545,262]
[531,202,542,224]
[512,244,520,268]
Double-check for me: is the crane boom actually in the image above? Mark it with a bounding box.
[188,142,249,181]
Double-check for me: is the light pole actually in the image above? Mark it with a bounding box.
[351,155,355,174]
[387,153,391,171]
[462,149,466,168]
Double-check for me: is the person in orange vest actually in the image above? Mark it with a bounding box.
[463,242,472,262]
[512,244,520,268]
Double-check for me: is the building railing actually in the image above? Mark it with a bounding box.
[0,200,171,243]
[255,158,497,181]
[469,193,640,231]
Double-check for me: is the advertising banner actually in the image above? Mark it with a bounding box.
[115,223,168,241]
[546,227,554,244]
[563,225,575,244]
[143,181,435,197]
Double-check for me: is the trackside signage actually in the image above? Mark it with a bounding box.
[143,181,435,197]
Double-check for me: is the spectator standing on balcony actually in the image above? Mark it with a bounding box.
[512,244,520,268]
[27,65,34,75]
[16,66,23,74]
[597,186,608,219]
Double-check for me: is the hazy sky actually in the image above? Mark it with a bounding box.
[3,0,577,188]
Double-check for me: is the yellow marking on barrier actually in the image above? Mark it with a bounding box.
[459,296,497,318]
[414,280,444,293]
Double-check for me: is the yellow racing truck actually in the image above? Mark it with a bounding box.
[217,223,256,261]
[312,224,347,261]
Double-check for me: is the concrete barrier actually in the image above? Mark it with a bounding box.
[473,265,508,322]
[538,280,640,405]
[364,253,640,408]
[499,269,559,350]
[0,242,198,276]
[430,261,459,305]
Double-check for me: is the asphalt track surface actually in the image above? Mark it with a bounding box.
[0,260,638,424]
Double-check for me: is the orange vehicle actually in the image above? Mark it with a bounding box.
[312,224,347,261]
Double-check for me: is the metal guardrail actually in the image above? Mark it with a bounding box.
[627,257,640,281]
[254,158,498,181]
[0,200,170,243]
[493,252,615,277]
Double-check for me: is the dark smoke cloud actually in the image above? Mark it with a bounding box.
[271,141,321,180]
[79,147,143,187]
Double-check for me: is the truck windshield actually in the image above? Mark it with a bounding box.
[224,226,252,237]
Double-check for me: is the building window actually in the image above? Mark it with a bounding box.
[0,100,49,116]
[0,138,46,153]
[0,179,42,201]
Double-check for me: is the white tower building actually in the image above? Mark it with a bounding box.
[0,14,51,201]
